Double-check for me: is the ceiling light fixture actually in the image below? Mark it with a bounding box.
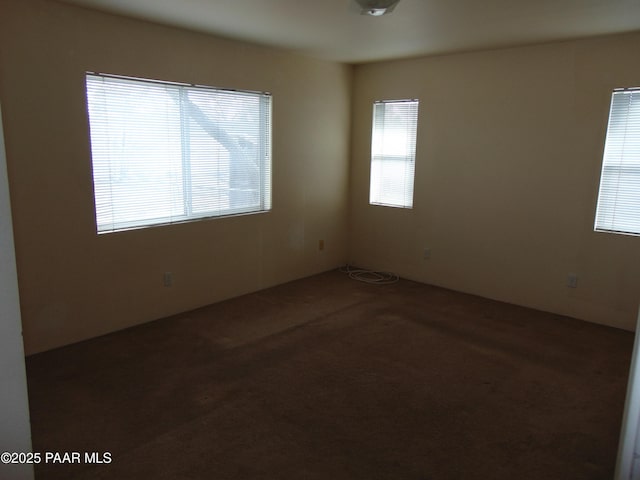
[355,0,401,16]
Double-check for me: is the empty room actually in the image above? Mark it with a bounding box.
[1,0,640,478]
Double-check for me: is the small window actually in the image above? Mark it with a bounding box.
[85,73,272,234]
[594,88,640,236]
[369,99,419,209]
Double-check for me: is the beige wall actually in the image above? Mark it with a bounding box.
[0,0,351,354]
[2,0,639,355]
[350,33,640,331]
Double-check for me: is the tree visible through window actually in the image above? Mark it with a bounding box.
[85,73,272,234]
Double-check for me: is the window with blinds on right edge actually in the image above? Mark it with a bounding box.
[369,99,419,209]
[594,87,640,236]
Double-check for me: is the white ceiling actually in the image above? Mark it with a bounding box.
[60,0,640,63]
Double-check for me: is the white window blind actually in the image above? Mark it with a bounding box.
[85,73,271,234]
[369,99,419,209]
[595,88,640,236]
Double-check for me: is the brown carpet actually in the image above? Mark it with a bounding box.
[26,270,633,479]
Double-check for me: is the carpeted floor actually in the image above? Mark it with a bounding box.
[26,270,634,479]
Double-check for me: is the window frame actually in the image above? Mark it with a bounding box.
[594,87,640,237]
[85,72,272,234]
[368,98,419,209]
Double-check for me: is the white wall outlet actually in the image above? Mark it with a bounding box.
[567,273,578,288]
[423,248,431,259]
[163,272,173,287]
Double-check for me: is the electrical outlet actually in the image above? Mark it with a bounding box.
[163,272,173,287]
[567,273,578,288]
[423,248,431,259]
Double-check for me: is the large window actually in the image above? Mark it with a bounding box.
[594,87,640,236]
[85,73,272,234]
[369,99,419,209]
